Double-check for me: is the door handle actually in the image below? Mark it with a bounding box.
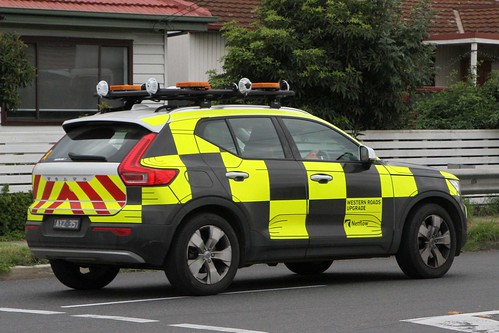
[310,174,333,184]
[226,171,249,182]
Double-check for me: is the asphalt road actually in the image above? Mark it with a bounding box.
[0,250,498,333]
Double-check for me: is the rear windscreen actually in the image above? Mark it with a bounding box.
[43,123,150,163]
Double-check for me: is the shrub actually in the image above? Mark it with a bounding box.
[0,185,33,237]
[413,71,499,129]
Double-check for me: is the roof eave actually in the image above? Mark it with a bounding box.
[0,8,218,31]
[424,32,499,45]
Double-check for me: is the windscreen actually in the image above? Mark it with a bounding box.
[42,123,150,163]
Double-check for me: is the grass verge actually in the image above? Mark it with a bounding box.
[462,217,499,252]
[0,242,48,274]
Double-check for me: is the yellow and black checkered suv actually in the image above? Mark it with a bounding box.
[26,79,467,295]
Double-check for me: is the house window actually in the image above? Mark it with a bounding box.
[4,37,132,124]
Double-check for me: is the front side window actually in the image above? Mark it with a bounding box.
[282,118,360,161]
[6,37,131,124]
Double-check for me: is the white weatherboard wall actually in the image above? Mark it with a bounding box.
[167,32,226,85]
[133,32,167,86]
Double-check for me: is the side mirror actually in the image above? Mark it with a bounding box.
[359,145,376,164]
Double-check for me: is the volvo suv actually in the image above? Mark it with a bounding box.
[26,78,467,295]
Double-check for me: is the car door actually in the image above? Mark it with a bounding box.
[280,118,395,255]
[195,116,310,260]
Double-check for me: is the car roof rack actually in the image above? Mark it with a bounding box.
[96,78,295,113]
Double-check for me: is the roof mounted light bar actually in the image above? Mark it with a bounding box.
[96,77,294,112]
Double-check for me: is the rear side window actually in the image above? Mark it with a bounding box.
[197,120,237,154]
[43,123,150,163]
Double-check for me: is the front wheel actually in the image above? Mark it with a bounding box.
[396,203,456,279]
[285,260,333,275]
[50,260,119,290]
[165,213,240,295]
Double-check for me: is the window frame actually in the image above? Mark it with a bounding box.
[2,36,133,125]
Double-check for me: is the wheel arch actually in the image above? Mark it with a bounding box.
[391,191,467,256]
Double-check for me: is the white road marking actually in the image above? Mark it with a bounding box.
[403,310,499,332]
[223,284,326,295]
[72,314,158,323]
[0,307,65,315]
[170,323,267,333]
[61,296,186,308]
[61,285,325,309]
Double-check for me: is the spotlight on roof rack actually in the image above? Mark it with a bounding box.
[280,80,290,91]
[96,80,109,97]
[146,78,159,95]
[238,78,252,95]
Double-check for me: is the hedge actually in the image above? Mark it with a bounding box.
[0,185,33,236]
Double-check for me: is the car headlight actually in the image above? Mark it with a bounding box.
[449,179,461,195]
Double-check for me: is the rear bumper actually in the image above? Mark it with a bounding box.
[26,219,175,267]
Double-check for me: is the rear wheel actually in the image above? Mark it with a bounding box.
[396,203,456,279]
[285,260,333,275]
[50,260,119,290]
[165,213,240,295]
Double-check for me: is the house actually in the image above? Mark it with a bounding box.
[0,0,217,125]
[166,0,259,85]
[0,0,217,192]
[416,0,499,86]
[174,0,499,87]
[168,0,499,88]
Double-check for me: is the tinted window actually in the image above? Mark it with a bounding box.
[43,123,149,163]
[197,120,237,154]
[282,118,359,161]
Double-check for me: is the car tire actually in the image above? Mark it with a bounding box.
[284,260,333,275]
[50,260,120,290]
[165,213,240,296]
[396,203,456,279]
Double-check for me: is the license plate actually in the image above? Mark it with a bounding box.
[53,217,81,231]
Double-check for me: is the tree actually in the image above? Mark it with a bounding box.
[212,0,434,130]
[0,32,36,112]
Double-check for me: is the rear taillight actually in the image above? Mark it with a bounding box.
[118,133,178,186]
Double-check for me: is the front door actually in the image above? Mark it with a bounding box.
[280,118,395,255]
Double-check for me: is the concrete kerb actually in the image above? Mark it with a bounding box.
[0,264,53,281]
